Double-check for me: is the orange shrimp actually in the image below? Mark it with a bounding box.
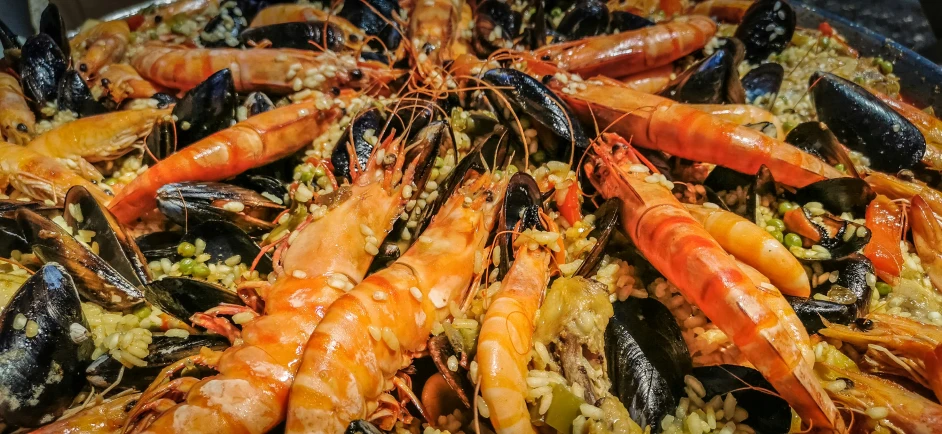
[872,90,942,171]
[685,203,811,297]
[867,172,942,217]
[689,0,754,22]
[125,121,427,434]
[553,75,842,188]
[862,195,904,282]
[130,42,398,94]
[70,20,131,80]
[285,167,507,433]
[95,64,163,104]
[689,103,785,139]
[0,71,35,144]
[26,108,170,181]
[409,0,461,68]
[0,141,109,205]
[531,15,716,79]
[249,4,333,27]
[585,133,845,432]
[911,194,942,291]
[108,100,340,224]
[620,64,674,94]
[134,0,220,31]
[608,0,689,16]
[32,393,140,434]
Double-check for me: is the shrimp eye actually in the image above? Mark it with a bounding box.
[351,69,364,80]
[897,169,915,181]
[854,317,874,331]
[154,15,163,23]
[541,75,553,85]
[79,63,88,72]
[541,54,551,61]
[330,87,341,96]
[16,123,27,132]
[836,377,854,389]
[101,78,111,87]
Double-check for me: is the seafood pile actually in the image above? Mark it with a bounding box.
[3,0,942,433]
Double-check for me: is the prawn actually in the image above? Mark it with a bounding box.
[553,75,842,187]
[911,194,942,291]
[0,71,35,144]
[862,194,904,282]
[409,0,461,69]
[130,42,398,94]
[285,165,508,433]
[867,172,942,217]
[248,4,369,47]
[70,20,131,80]
[685,203,811,297]
[688,103,785,139]
[95,64,163,105]
[689,0,754,22]
[0,141,109,205]
[134,0,220,31]
[585,133,845,431]
[108,100,341,223]
[26,108,170,181]
[125,117,429,434]
[531,15,716,78]
[620,64,674,94]
[33,393,141,434]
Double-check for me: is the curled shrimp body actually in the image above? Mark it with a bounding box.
[108,100,341,223]
[0,141,109,205]
[555,76,843,188]
[71,20,131,80]
[26,108,170,181]
[286,169,508,433]
[126,127,422,434]
[685,203,811,297]
[95,64,163,104]
[585,133,845,432]
[0,72,35,144]
[531,16,716,78]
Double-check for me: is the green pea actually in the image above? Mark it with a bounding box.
[767,218,786,232]
[299,169,314,183]
[879,59,893,75]
[312,165,326,178]
[778,201,798,215]
[772,231,784,243]
[784,233,802,248]
[104,178,118,186]
[820,36,830,48]
[134,306,152,319]
[179,258,195,274]
[834,163,846,172]
[177,242,196,257]
[853,76,866,85]
[192,263,211,278]
[782,121,796,133]
[876,282,893,296]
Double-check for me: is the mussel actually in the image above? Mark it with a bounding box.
[811,255,875,316]
[556,0,610,40]
[155,182,285,234]
[0,18,21,51]
[200,1,248,48]
[345,420,385,434]
[57,70,110,117]
[574,197,621,277]
[240,21,346,51]
[86,334,229,389]
[785,295,857,334]
[785,121,861,178]
[793,178,875,216]
[609,11,654,32]
[742,63,784,103]
[472,0,519,55]
[781,206,871,260]
[0,264,93,427]
[20,34,67,111]
[145,277,244,330]
[39,3,69,60]
[661,47,745,105]
[174,69,239,149]
[495,172,544,277]
[242,92,276,117]
[338,0,402,52]
[692,365,791,434]
[734,0,796,62]
[331,107,386,181]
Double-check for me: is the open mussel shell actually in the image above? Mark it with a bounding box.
[57,70,109,117]
[793,178,875,216]
[172,69,238,149]
[20,33,67,111]
[811,254,874,316]
[575,198,621,277]
[0,217,27,257]
[243,91,275,117]
[338,0,402,52]
[427,334,473,410]
[240,21,345,51]
[65,186,152,287]
[16,208,145,312]
[556,0,609,40]
[734,0,795,62]
[86,334,229,389]
[785,295,856,334]
[810,72,925,173]
[145,277,244,321]
[783,207,871,260]
[609,10,654,32]
[693,365,791,434]
[472,0,519,55]
[232,173,289,205]
[155,182,285,234]
[386,98,437,142]
[660,47,745,105]
[606,297,692,428]
[183,221,273,274]
[784,121,860,178]
[0,264,93,427]
[136,230,185,262]
[0,18,21,51]
[496,173,544,276]
[39,3,69,60]
[742,63,784,103]
[703,165,776,220]
[481,68,589,160]
[332,107,385,181]
[345,420,385,434]
[200,2,248,48]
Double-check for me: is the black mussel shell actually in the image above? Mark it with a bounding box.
[151,92,178,108]
[785,121,860,178]
[332,107,385,180]
[557,0,609,40]
[172,69,238,149]
[338,0,402,51]
[155,182,285,234]
[0,264,93,427]
[200,2,248,48]
[609,11,654,32]
[58,70,109,117]
[734,0,795,62]
[242,92,275,117]
[386,98,437,142]
[703,165,775,220]
[234,0,294,22]
[794,178,875,216]
[345,420,385,434]
[16,208,144,312]
[20,34,67,111]
[742,63,784,103]
[240,21,345,51]
[181,221,273,274]
[39,3,69,60]
[0,217,27,257]
[0,18,21,51]
[232,174,288,205]
[749,165,777,223]
[813,255,874,316]
[810,72,925,173]
[783,208,871,260]
[473,0,519,55]
[575,198,621,277]
[661,48,745,105]
[481,68,589,160]
[145,118,177,163]
[693,365,791,434]
[497,173,544,276]
[145,277,244,321]
[136,231,184,263]
[87,334,229,389]
[785,295,856,334]
[606,297,692,428]
[64,186,152,287]
[427,335,473,409]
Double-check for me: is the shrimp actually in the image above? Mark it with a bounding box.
[134,0,220,31]
[0,141,109,205]
[584,133,845,431]
[33,393,141,434]
[689,0,753,22]
[26,108,170,181]
[125,119,429,434]
[0,71,35,144]
[531,16,716,78]
[862,194,904,282]
[70,20,131,80]
[608,0,688,16]
[620,64,674,94]
[689,103,785,139]
[685,203,811,297]
[130,42,398,94]
[285,166,508,433]
[95,64,163,104]
[108,100,341,223]
[554,75,842,188]
[248,4,368,47]
[820,313,942,403]
[911,194,942,291]
[409,0,461,69]
[867,172,942,217]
